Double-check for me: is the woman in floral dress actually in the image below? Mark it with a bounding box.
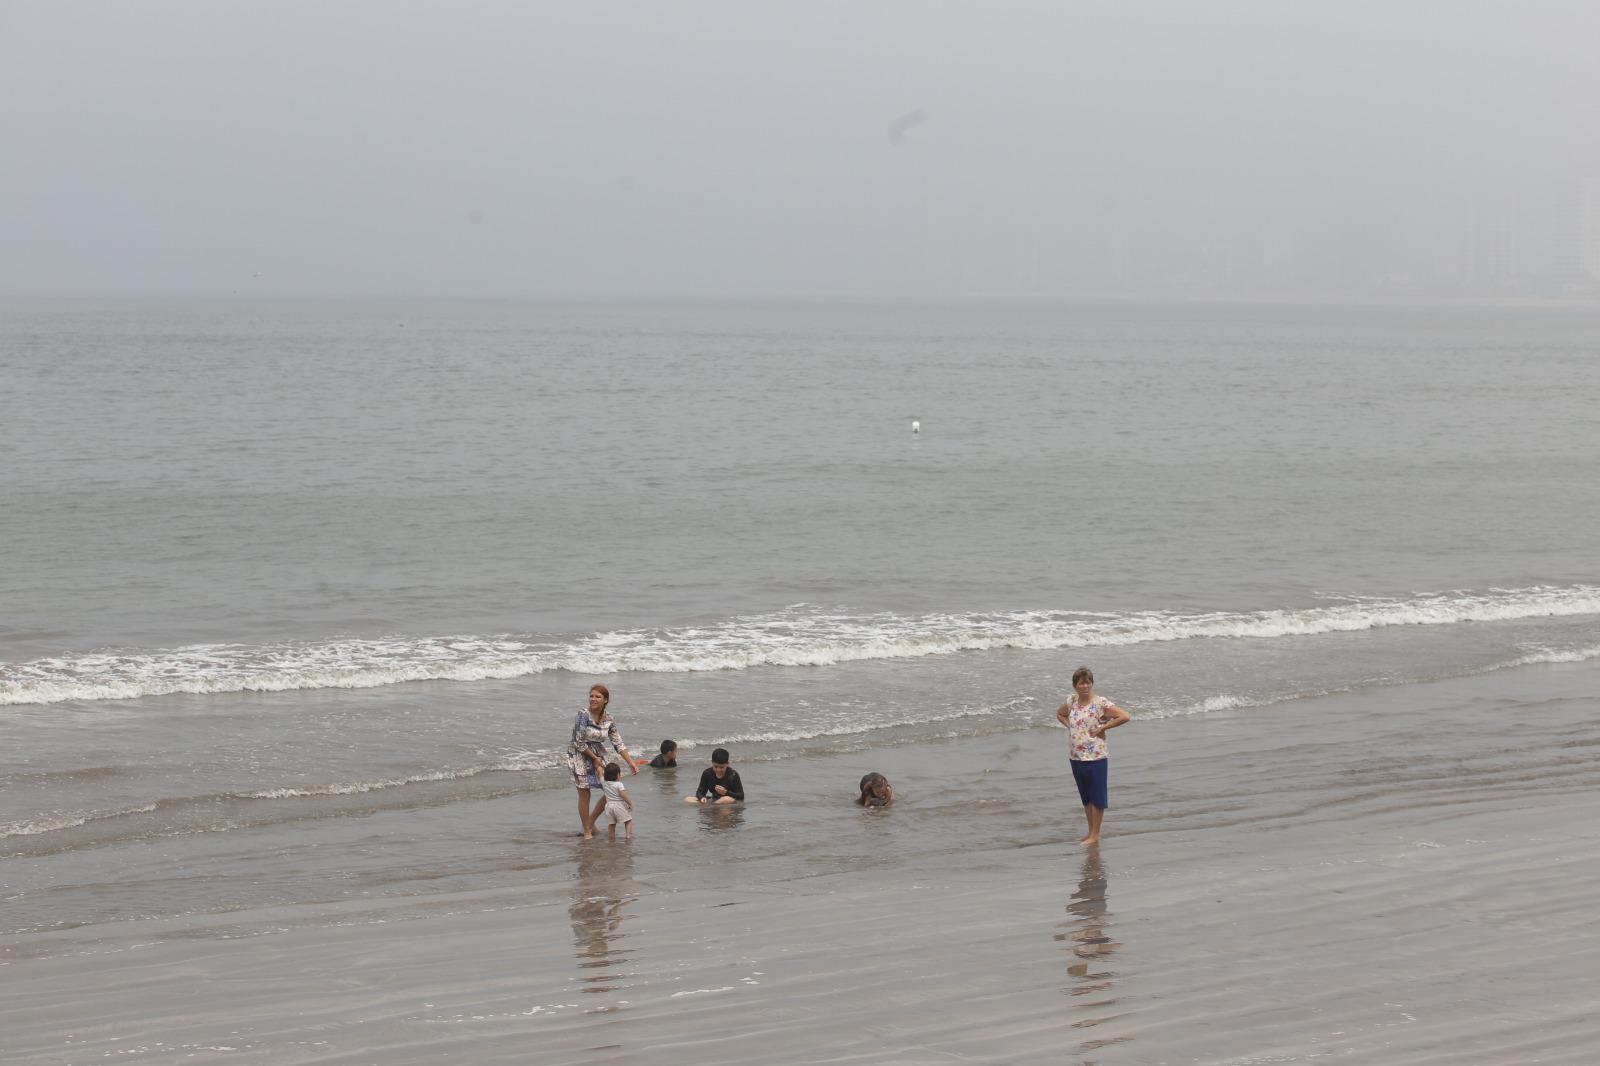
[568,684,639,839]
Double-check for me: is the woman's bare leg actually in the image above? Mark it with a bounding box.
[577,788,594,839]
[1083,805,1105,845]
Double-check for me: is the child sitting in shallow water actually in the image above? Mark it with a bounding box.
[648,739,677,769]
[684,747,744,804]
[856,772,893,808]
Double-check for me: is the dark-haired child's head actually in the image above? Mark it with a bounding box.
[603,762,622,781]
[711,747,730,766]
[660,739,677,755]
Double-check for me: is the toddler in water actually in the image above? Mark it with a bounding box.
[596,763,634,841]
[648,739,678,769]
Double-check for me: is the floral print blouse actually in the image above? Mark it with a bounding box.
[1065,694,1110,762]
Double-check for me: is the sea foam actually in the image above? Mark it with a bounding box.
[3,584,1597,707]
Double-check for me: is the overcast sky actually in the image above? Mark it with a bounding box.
[3,1,1598,298]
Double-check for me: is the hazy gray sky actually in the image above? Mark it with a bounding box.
[4,1,1598,298]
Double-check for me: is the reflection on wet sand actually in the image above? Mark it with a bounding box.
[1055,847,1130,1060]
[569,843,638,1000]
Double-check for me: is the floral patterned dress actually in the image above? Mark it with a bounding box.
[1065,694,1110,763]
[567,710,625,790]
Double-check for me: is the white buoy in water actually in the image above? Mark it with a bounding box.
[911,419,920,434]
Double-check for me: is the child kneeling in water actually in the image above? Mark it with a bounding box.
[596,763,634,841]
[684,747,744,804]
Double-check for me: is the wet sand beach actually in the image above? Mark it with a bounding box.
[7,659,1600,1065]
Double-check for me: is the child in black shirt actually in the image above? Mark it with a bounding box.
[683,747,744,804]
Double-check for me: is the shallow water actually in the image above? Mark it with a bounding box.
[4,296,1599,945]
[8,664,1600,1066]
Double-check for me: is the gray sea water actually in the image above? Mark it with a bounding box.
[4,298,1599,936]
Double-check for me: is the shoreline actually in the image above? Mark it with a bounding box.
[6,658,1600,1064]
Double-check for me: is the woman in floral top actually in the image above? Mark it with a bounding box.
[568,684,639,839]
[1055,665,1131,845]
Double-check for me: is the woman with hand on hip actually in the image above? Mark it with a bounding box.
[568,684,639,839]
[1056,666,1131,846]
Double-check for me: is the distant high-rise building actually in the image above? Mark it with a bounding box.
[1468,175,1591,294]
[1469,190,1514,291]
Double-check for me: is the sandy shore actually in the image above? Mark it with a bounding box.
[7,660,1600,1065]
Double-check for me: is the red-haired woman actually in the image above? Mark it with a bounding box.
[568,684,639,839]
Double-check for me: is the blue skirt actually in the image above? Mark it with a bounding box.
[1070,758,1109,809]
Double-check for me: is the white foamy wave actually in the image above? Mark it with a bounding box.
[699,696,1037,746]
[1190,694,1246,714]
[1141,645,1600,722]
[244,768,488,799]
[1137,690,1348,720]
[3,584,1598,707]
[242,751,562,799]
[1506,643,1600,668]
[0,803,158,839]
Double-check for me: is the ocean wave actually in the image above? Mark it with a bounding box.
[3,584,1598,706]
[219,699,1041,811]
[0,803,158,839]
[1506,643,1600,667]
[1130,690,1311,721]
[1137,642,1600,722]
[1185,693,1248,715]
[240,755,556,799]
[8,636,1593,841]
[701,696,1037,746]
[0,703,1037,840]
